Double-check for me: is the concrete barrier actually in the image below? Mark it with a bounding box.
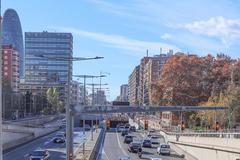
[161,131,240,160]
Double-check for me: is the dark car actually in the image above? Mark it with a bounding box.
[124,135,134,144]
[28,150,50,160]
[130,126,136,132]
[142,139,152,148]
[121,129,128,136]
[53,134,65,143]
[128,142,142,153]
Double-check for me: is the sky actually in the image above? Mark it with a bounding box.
[2,0,240,101]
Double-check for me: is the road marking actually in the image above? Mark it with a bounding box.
[116,130,128,156]
[102,149,110,160]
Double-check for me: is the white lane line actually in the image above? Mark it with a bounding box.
[116,130,128,156]
[102,149,110,160]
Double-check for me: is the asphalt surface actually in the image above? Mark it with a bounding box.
[3,129,91,160]
[102,128,185,160]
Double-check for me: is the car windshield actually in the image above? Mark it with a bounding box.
[31,151,45,156]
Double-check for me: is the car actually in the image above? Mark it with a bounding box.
[84,124,91,131]
[118,126,125,132]
[142,139,152,148]
[157,144,170,155]
[130,126,136,132]
[53,134,65,143]
[128,141,142,153]
[149,158,162,160]
[119,156,131,160]
[150,135,160,144]
[124,135,134,144]
[121,129,128,136]
[28,149,50,160]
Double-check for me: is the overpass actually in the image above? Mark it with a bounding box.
[73,105,227,114]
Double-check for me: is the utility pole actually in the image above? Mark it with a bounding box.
[0,0,3,158]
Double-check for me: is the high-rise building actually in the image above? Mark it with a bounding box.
[120,84,128,102]
[2,45,20,92]
[138,53,172,105]
[89,90,106,105]
[2,9,24,79]
[128,65,140,105]
[24,31,73,103]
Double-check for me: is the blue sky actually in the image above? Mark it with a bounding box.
[3,0,240,100]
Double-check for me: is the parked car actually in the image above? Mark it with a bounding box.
[142,139,152,148]
[28,149,50,160]
[128,141,142,153]
[121,129,129,136]
[130,126,136,132]
[124,135,134,144]
[157,144,170,155]
[53,134,65,143]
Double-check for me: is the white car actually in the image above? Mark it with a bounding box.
[149,158,162,160]
[157,144,170,155]
[150,135,160,144]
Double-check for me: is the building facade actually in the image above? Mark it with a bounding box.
[70,81,84,106]
[128,65,140,105]
[24,31,73,104]
[2,45,20,92]
[2,9,24,79]
[120,84,128,102]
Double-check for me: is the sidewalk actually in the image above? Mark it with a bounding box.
[75,130,100,160]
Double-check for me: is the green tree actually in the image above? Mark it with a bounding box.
[46,87,64,113]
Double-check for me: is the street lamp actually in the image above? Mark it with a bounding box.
[34,54,103,160]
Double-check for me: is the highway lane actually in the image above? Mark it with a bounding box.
[3,129,90,160]
[102,128,185,160]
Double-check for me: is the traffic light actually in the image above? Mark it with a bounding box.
[215,121,220,131]
[144,120,148,130]
[181,121,185,131]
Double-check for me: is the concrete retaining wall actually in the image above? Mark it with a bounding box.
[161,131,240,160]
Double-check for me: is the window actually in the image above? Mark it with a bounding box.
[4,66,8,70]
[4,72,8,76]
[4,56,8,59]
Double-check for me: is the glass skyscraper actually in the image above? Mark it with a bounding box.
[24,32,73,101]
[2,9,24,79]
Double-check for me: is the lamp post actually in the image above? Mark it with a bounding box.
[35,55,103,160]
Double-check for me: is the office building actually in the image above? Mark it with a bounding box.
[2,9,24,79]
[24,31,73,103]
[120,84,128,102]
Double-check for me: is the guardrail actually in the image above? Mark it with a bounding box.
[89,129,106,160]
[166,132,240,139]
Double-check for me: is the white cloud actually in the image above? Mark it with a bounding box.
[161,33,172,40]
[183,16,240,47]
[55,27,180,55]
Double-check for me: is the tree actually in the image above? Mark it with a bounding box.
[46,87,64,113]
[225,84,240,128]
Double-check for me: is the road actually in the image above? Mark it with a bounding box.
[3,128,91,160]
[102,128,185,160]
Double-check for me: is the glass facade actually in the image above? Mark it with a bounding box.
[25,31,73,91]
[2,9,24,79]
